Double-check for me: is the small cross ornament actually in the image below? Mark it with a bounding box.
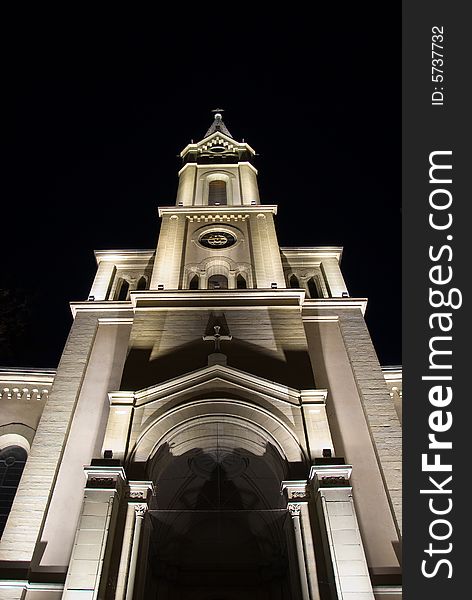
[203,325,232,353]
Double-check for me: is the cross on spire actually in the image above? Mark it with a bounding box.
[205,109,233,138]
[203,325,232,353]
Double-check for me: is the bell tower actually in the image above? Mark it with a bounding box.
[150,111,286,291]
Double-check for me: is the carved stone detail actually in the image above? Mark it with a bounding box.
[320,475,348,487]
[128,490,146,499]
[134,504,148,517]
[287,503,301,517]
[289,489,310,500]
[87,477,117,489]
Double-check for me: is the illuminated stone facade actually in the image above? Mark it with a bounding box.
[0,114,402,599]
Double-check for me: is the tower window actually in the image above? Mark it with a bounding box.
[117,279,130,301]
[307,277,321,298]
[137,276,147,291]
[208,275,228,290]
[289,274,300,288]
[208,180,227,206]
[189,274,199,290]
[236,274,247,289]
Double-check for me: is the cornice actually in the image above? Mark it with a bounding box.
[70,294,369,316]
[94,249,155,264]
[180,132,256,157]
[130,289,305,309]
[0,369,56,386]
[158,205,278,216]
[70,302,134,318]
[280,246,344,262]
[302,298,368,316]
[178,161,258,176]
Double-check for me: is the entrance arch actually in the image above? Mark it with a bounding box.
[131,407,305,599]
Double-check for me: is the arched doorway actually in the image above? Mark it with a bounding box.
[139,418,301,599]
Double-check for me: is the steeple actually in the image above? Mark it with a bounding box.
[204,108,233,138]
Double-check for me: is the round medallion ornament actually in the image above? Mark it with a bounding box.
[199,231,236,249]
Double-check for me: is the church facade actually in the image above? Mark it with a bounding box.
[0,114,402,599]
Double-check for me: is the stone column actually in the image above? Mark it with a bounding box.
[125,505,146,600]
[310,464,374,600]
[281,481,321,600]
[115,482,154,600]
[63,466,126,600]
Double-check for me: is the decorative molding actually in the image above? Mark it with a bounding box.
[94,249,155,264]
[280,246,343,262]
[70,302,134,317]
[98,317,135,325]
[290,489,311,499]
[128,491,146,499]
[130,289,305,310]
[87,477,117,489]
[302,298,368,315]
[281,480,310,504]
[0,387,49,402]
[309,464,353,490]
[128,480,155,504]
[84,466,126,491]
[190,214,248,223]
[159,205,278,216]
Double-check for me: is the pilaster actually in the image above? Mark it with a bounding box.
[251,212,286,288]
[0,313,99,564]
[89,261,116,301]
[320,258,348,297]
[62,466,126,600]
[150,214,186,290]
[310,464,375,600]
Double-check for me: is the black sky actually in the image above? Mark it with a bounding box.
[2,9,401,368]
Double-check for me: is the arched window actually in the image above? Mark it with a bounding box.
[208,275,228,290]
[117,279,129,301]
[307,277,320,298]
[189,274,199,290]
[289,274,300,288]
[236,274,247,289]
[208,180,227,206]
[136,276,147,291]
[0,446,27,538]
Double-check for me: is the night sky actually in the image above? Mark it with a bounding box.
[2,10,400,369]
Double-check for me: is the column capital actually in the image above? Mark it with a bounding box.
[309,463,352,491]
[287,502,302,517]
[133,504,148,517]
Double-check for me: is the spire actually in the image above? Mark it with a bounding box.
[205,108,233,138]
